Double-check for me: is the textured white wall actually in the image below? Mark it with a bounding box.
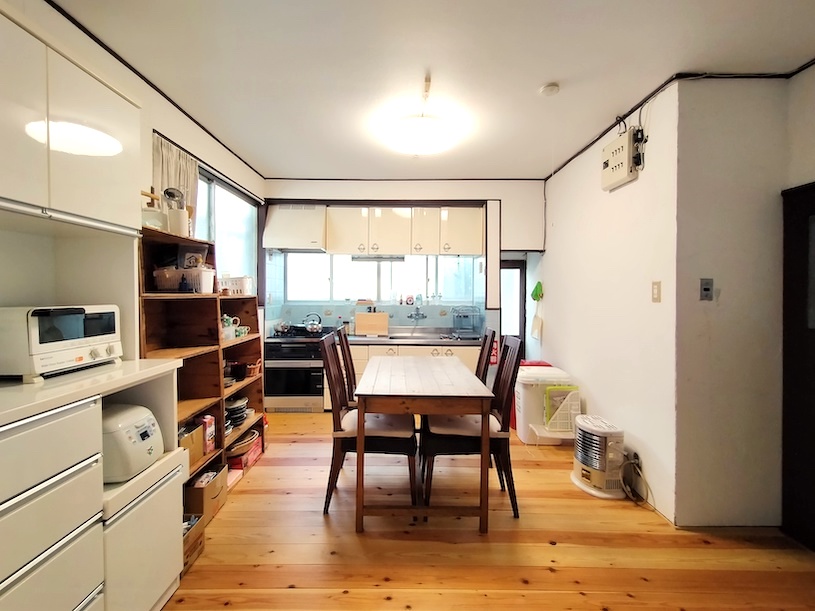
[534,84,680,521]
[675,79,787,526]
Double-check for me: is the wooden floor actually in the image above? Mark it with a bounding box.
[165,413,815,610]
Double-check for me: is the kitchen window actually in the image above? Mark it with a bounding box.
[284,253,479,302]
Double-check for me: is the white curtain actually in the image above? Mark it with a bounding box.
[152,134,199,225]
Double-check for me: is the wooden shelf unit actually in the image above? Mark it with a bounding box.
[139,229,266,486]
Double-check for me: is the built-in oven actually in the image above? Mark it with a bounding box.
[263,340,325,413]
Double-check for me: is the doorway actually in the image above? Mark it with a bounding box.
[500,259,526,357]
[782,182,815,551]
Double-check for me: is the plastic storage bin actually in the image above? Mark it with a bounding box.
[514,365,575,444]
[153,268,215,293]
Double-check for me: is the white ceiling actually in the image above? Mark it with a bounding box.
[53,0,815,181]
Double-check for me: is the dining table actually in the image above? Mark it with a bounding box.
[354,355,494,533]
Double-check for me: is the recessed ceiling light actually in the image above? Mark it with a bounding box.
[25,120,123,156]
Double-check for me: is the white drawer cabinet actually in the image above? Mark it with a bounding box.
[397,345,480,372]
[0,13,48,208]
[47,50,141,229]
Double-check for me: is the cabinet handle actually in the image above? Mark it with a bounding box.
[431,348,440,357]
[443,243,451,252]
[370,243,379,252]
[444,349,454,356]
[0,395,100,435]
[414,243,423,252]
[358,243,366,252]
[387,348,396,355]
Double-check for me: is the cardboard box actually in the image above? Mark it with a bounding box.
[178,424,204,466]
[227,435,263,471]
[184,464,227,527]
[181,513,205,576]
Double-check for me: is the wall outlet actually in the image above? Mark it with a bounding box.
[601,128,639,191]
[700,278,714,301]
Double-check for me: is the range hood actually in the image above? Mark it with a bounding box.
[262,203,326,251]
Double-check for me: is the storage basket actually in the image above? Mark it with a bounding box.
[543,387,581,432]
[218,275,254,295]
[153,268,215,294]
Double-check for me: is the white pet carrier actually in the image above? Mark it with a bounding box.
[570,414,626,499]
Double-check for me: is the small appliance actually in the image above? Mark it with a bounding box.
[571,414,626,499]
[102,403,164,483]
[0,304,122,382]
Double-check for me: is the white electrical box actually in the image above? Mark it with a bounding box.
[601,128,638,191]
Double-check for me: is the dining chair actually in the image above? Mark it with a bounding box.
[319,333,418,514]
[419,335,524,517]
[335,325,357,405]
[474,327,496,383]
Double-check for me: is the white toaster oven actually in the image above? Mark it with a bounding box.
[0,304,122,383]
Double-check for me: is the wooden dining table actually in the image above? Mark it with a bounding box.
[354,355,494,533]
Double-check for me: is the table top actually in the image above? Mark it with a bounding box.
[355,355,493,400]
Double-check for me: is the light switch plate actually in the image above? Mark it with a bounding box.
[651,281,661,303]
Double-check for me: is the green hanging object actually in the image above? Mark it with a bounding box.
[531,281,543,301]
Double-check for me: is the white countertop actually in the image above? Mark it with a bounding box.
[0,359,182,427]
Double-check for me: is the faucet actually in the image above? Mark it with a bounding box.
[407,306,427,320]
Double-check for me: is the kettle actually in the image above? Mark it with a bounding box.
[303,312,322,333]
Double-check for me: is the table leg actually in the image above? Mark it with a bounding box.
[356,397,365,533]
[480,400,489,533]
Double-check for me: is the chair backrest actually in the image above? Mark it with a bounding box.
[319,333,350,432]
[336,325,357,400]
[474,327,496,383]
[490,335,523,432]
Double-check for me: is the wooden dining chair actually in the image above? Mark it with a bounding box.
[474,327,496,383]
[319,333,418,514]
[419,335,524,518]
[335,325,357,405]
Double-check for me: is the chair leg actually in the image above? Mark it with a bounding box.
[323,442,345,514]
[493,452,506,491]
[500,448,519,518]
[423,455,435,507]
[407,454,418,507]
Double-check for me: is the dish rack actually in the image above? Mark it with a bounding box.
[153,268,215,293]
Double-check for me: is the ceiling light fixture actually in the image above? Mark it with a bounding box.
[25,120,123,156]
[539,82,560,97]
[372,72,471,156]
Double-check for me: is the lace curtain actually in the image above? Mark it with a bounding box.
[152,133,199,225]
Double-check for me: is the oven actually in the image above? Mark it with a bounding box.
[263,339,325,413]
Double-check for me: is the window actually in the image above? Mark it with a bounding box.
[196,172,258,282]
[279,253,478,303]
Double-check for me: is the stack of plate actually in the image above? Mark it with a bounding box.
[225,396,249,428]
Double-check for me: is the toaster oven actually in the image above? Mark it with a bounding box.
[0,304,122,383]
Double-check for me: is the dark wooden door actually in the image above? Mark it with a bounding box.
[782,182,815,551]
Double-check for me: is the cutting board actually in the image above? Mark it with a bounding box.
[355,312,389,336]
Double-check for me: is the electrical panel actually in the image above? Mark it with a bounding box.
[601,128,639,191]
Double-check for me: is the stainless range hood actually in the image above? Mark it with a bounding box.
[262,203,326,251]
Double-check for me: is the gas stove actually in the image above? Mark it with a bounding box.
[267,325,336,342]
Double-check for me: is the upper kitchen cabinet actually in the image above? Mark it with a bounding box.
[0,13,48,208]
[368,206,411,255]
[326,206,369,254]
[439,206,484,255]
[262,203,326,251]
[328,206,410,255]
[411,207,440,255]
[46,50,141,229]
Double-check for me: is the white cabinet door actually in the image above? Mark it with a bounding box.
[440,207,484,255]
[326,206,369,254]
[411,207,440,255]
[368,207,411,255]
[397,345,480,373]
[47,50,140,229]
[0,14,48,208]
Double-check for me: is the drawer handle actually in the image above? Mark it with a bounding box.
[0,454,101,517]
[431,348,440,356]
[103,466,182,526]
[75,583,105,611]
[0,395,100,435]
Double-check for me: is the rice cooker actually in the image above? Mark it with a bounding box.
[102,403,164,483]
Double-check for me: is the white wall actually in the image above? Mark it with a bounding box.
[675,80,787,526]
[534,84,679,520]
[788,67,815,188]
[1,0,266,201]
